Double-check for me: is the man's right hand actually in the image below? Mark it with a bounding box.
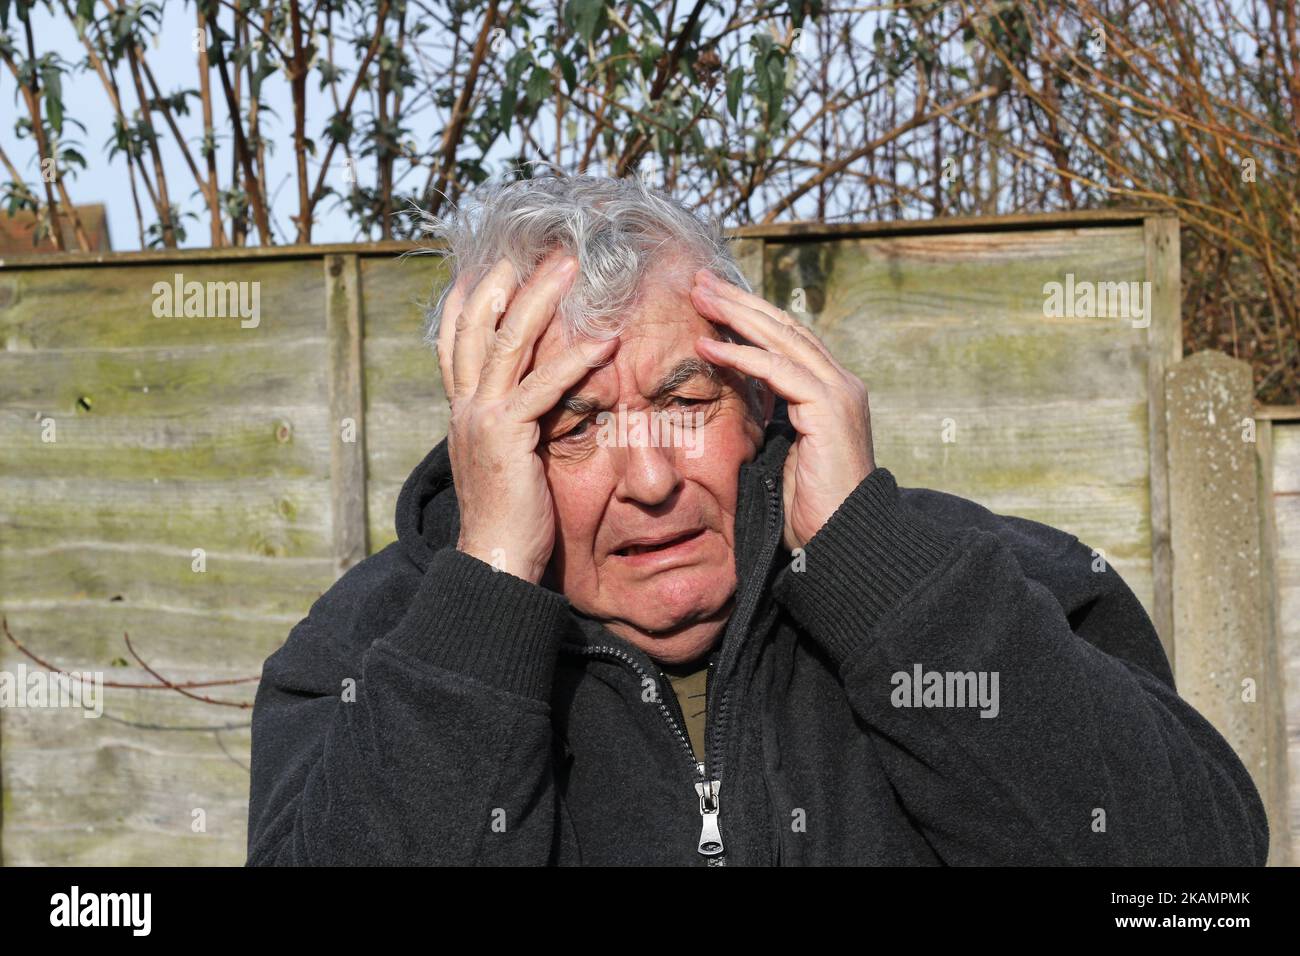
[436,252,616,584]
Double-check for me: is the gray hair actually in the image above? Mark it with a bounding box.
[418,173,765,415]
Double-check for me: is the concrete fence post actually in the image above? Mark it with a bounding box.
[1166,350,1291,865]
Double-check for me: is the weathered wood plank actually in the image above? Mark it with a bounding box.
[1274,423,1300,493]
[729,237,764,292]
[0,603,301,670]
[0,477,332,556]
[768,226,1148,322]
[358,253,445,339]
[732,208,1158,240]
[0,698,251,866]
[0,545,332,620]
[0,409,330,481]
[1256,420,1295,865]
[357,254,449,543]
[0,829,244,867]
[363,401,445,498]
[0,210,1154,271]
[0,258,327,348]
[367,477,420,554]
[326,254,368,575]
[767,245,1154,427]
[0,678,258,734]
[1271,423,1300,864]
[0,238,417,270]
[1,614,262,867]
[362,336,443,410]
[0,343,328,419]
[1144,216,1181,663]
[1256,405,1300,422]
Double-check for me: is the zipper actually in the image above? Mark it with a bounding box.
[557,471,782,866]
[696,776,723,856]
[698,473,781,866]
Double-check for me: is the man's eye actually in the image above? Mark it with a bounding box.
[555,416,595,443]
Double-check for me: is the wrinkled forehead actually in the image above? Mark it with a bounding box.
[533,266,715,398]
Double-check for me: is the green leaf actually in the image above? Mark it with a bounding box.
[525,65,552,104]
[506,50,530,85]
[558,52,577,93]
[571,0,604,44]
[726,66,743,119]
[41,65,62,101]
[633,0,661,38]
[499,85,517,128]
[639,44,658,80]
[41,67,64,132]
[765,50,786,96]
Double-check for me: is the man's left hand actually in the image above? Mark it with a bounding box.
[691,269,875,552]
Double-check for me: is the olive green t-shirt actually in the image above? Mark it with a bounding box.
[661,658,710,761]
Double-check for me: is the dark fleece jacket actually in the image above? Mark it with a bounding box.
[246,413,1269,866]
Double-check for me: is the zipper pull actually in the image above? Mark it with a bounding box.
[695,779,724,856]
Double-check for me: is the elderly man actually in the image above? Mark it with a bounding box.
[247,175,1267,866]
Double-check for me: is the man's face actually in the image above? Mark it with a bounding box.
[534,265,765,665]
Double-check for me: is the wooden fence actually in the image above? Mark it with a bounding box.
[0,209,1293,865]
[1262,408,1300,865]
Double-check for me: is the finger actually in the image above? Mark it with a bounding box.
[695,269,839,367]
[690,281,838,379]
[510,337,618,422]
[695,268,794,325]
[694,336,824,405]
[437,272,473,400]
[453,257,519,398]
[476,254,579,400]
[699,272,839,366]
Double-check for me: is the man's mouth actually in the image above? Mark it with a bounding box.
[613,528,706,557]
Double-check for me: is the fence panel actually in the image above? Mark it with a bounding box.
[1,255,338,863]
[6,212,1276,866]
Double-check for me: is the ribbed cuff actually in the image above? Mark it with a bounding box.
[775,468,961,668]
[378,547,570,702]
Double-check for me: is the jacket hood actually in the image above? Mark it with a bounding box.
[394,401,796,580]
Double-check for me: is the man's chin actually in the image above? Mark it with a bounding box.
[622,622,724,667]
[602,572,735,663]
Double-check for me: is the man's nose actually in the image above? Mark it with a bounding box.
[613,443,684,507]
